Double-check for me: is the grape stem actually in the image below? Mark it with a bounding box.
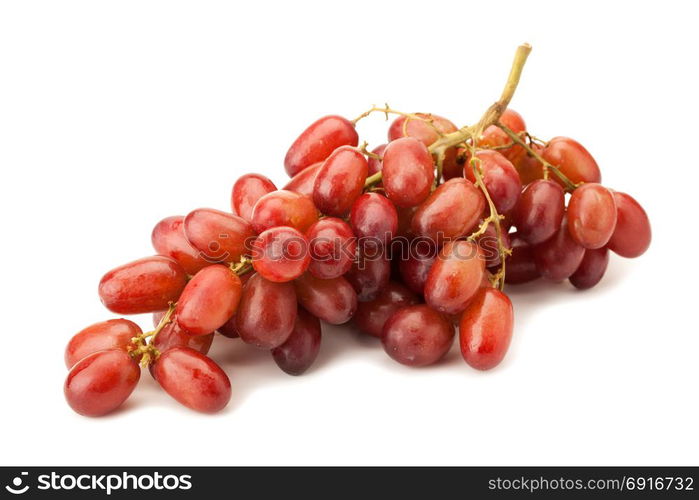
[129,302,176,367]
[229,256,253,275]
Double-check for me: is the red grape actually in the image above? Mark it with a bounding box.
[382,137,435,208]
[176,265,242,335]
[534,218,585,281]
[514,143,545,185]
[504,233,540,284]
[306,218,356,279]
[479,108,527,165]
[235,273,297,348]
[512,179,565,245]
[567,183,617,249]
[65,319,142,369]
[99,256,187,314]
[271,307,322,375]
[476,223,511,268]
[345,252,391,302]
[367,144,387,175]
[282,162,323,198]
[251,226,311,282]
[294,273,357,324]
[459,288,514,370]
[251,189,319,234]
[542,136,602,186]
[424,240,485,315]
[64,349,140,417]
[313,146,368,216]
[231,173,276,221]
[606,192,651,258]
[353,281,419,337]
[349,192,398,246]
[151,216,212,275]
[569,247,609,289]
[284,115,359,177]
[398,239,437,295]
[465,150,522,213]
[152,311,214,354]
[388,113,457,145]
[381,305,454,367]
[184,208,255,264]
[152,346,231,413]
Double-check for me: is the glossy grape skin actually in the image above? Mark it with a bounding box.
[151,216,212,275]
[284,115,359,177]
[367,144,387,175]
[176,265,242,335]
[294,273,357,325]
[184,208,255,264]
[353,281,419,337]
[65,319,142,369]
[382,137,435,208]
[606,192,651,258]
[231,173,277,221]
[479,109,527,165]
[388,113,457,145]
[217,314,240,338]
[349,193,398,246]
[271,308,322,375]
[504,233,541,284]
[398,239,437,295]
[477,223,512,268]
[566,183,617,249]
[99,256,187,314]
[235,273,297,349]
[381,305,455,367]
[306,218,356,279]
[569,248,609,289]
[534,218,586,281]
[282,162,323,198]
[345,252,391,302]
[465,150,522,213]
[512,179,565,245]
[411,178,484,242]
[251,226,311,282]
[542,136,602,186]
[313,146,368,216]
[64,349,140,417]
[152,347,231,413]
[424,240,485,315]
[151,311,214,354]
[459,288,514,370]
[514,143,545,185]
[251,190,319,234]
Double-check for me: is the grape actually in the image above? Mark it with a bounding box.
[464,150,521,213]
[345,251,391,302]
[313,146,368,216]
[176,265,242,335]
[514,143,545,185]
[411,178,484,242]
[459,288,514,370]
[64,349,140,417]
[388,113,457,145]
[476,223,512,268]
[395,205,417,237]
[381,305,454,367]
[294,273,357,324]
[606,192,651,258]
[284,115,359,177]
[567,183,617,249]
[231,173,277,221]
[381,137,435,208]
[534,218,585,281]
[151,216,212,275]
[353,281,419,337]
[65,319,142,369]
[282,162,323,198]
[271,307,322,375]
[152,347,231,413]
[251,226,311,282]
[235,273,297,348]
[512,179,565,245]
[306,218,356,279]
[504,233,540,284]
[569,248,609,289]
[541,136,602,186]
[398,239,437,295]
[99,256,187,314]
[151,311,214,354]
[251,189,319,234]
[479,109,527,165]
[213,272,252,339]
[424,240,485,315]
[184,208,255,264]
[367,144,387,175]
[349,192,398,246]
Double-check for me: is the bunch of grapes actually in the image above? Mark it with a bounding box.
[63,45,651,417]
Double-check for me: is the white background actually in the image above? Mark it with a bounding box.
[1,0,697,466]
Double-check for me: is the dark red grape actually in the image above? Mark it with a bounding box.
[382,137,435,208]
[184,208,255,264]
[251,189,319,234]
[367,144,387,175]
[567,183,617,249]
[569,247,609,289]
[294,273,357,324]
[534,218,585,281]
[306,218,356,279]
[476,223,512,268]
[465,150,521,213]
[151,311,214,354]
[251,226,311,282]
[504,233,540,284]
[606,192,651,258]
[231,173,277,221]
[398,239,437,295]
[512,179,565,245]
[271,308,322,375]
[65,319,142,369]
[345,251,391,302]
[313,146,368,216]
[349,192,398,246]
[353,281,419,337]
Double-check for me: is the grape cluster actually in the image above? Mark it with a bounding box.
[63,46,651,417]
